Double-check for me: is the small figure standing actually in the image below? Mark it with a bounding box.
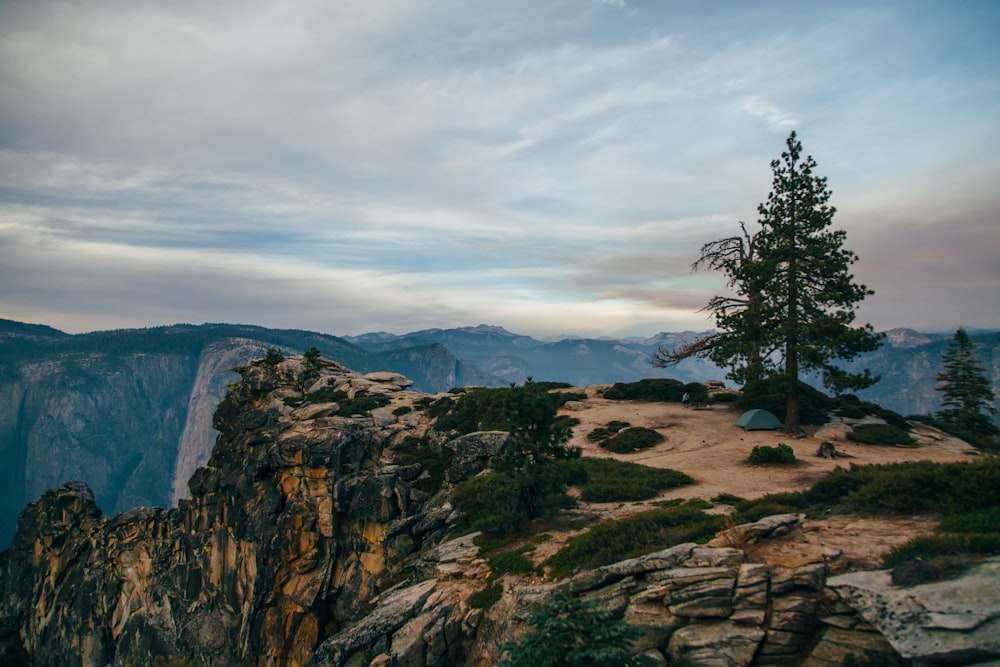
[682,391,691,407]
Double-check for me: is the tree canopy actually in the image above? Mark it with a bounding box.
[655,131,882,433]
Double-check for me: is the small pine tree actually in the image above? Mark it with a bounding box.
[261,347,285,367]
[499,590,649,667]
[936,328,998,441]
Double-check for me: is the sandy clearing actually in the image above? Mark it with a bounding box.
[546,394,981,569]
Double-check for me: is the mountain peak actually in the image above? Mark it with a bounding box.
[883,328,934,348]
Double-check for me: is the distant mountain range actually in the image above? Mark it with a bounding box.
[1,318,997,547]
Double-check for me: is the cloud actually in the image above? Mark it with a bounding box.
[1,1,998,339]
[739,96,798,132]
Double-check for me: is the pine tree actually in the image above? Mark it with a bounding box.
[749,131,882,433]
[499,590,649,667]
[936,328,998,441]
[657,132,882,434]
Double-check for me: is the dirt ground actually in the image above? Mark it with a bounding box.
[539,394,982,571]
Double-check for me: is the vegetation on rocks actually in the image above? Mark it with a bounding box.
[451,380,582,535]
[846,423,915,446]
[499,590,649,667]
[543,501,725,578]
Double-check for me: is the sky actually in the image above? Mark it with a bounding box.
[1,0,998,340]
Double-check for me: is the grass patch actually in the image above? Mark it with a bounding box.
[542,501,725,579]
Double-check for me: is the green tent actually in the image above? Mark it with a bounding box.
[735,409,783,431]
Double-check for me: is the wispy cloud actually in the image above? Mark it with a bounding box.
[739,96,798,132]
[1,0,998,338]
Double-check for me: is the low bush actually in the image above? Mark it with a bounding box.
[542,502,725,578]
[301,388,391,416]
[847,423,915,446]
[586,421,630,443]
[498,590,647,667]
[559,457,693,503]
[602,427,662,453]
[747,443,796,465]
[730,458,1000,520]
[884,533,1000,571]
[432,384,585,436]
[452,467,577,536]
[488,545,536,577]
[938,507,1000,534]
[390,436,453,494]
[604,378,707,403]
[469,583,503,610]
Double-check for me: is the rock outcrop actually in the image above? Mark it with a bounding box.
[2,355,998,666]
[0,356,454,666]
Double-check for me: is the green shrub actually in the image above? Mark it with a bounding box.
[748,443,796,465]
[602,427,662,453]
[452,467,577,536]
[433,387,512,434]
[542,503,725,578]
[391,436,453,494]
[938,507,1000,534]
[712,492,746,505]
[604,378,687,402]
[884,533,1000,569]
[488,545,536,576]
[712,391,739,403]
[730,458,1000,520]
[393,405,412,416]
[499,590,647,667]
[432,383,583,437]
[559,457,693,503]
[300,387,391,415]
[469,583,503,610]
[587,421,631,443]
[846,423,915,446]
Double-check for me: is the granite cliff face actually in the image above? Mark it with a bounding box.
[1,356,453,665]
[3,356,997,666]
[0,321,494,547]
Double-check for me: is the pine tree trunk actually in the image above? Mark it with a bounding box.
[784,153,801,435]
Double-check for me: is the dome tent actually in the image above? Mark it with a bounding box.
[735,408,783,431]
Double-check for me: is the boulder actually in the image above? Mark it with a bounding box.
[827,557,1000,664]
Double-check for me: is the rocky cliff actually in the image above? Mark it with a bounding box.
[0,321,494,547]
[2,356,997,666]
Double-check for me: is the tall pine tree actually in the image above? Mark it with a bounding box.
[658,132,882,434]
[749,131,882,433]
[936,328,998,442]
